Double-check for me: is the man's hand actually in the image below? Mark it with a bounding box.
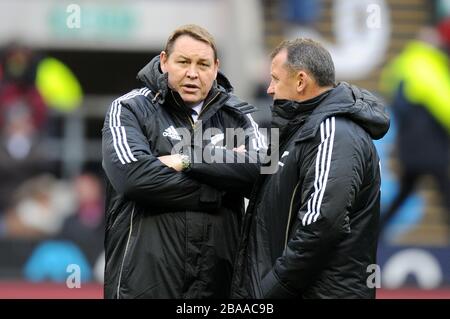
[158,154,183,172]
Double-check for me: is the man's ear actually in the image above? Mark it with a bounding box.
[214,59,220,77]
[160,51,168,73]
[296,71,308,93]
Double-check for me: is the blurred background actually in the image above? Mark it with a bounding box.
[0,0,448,299]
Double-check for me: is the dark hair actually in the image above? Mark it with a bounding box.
[271,38,335,87]
[164,24,218,60]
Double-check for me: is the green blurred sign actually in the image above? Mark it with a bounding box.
[48,4,137,39]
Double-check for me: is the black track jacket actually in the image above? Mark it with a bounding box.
[231,83,390,299]
[102,56,264,298]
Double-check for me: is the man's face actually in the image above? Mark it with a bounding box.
[160,35,219,106]
[267,49,299,101]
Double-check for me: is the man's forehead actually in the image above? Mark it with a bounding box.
[171,36,215,60]
[272,49,288,65]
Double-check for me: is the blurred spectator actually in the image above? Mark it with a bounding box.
[379,19,450,238]
[0,43,36,84]
[0,174,76,239]
[0,44,54,214]
[0,105,54,214]
[72,173,104,229]
[0,43,83,214]
[0,42,83,115]
[59,172,104,243]
[0,43,47,131]
[1,43,83,144]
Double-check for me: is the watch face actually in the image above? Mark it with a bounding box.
[181,155,190,170]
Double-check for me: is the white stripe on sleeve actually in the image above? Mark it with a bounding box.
[246,113,267,150]
[108,88,150,164]
[302,117,336,226]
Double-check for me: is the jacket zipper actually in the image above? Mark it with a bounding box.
[197,91,221,120]
[284,181,301,249]
[170,91,195,128]
[170,91,222,129]
[116,205,135,299]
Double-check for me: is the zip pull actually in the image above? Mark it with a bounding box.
[152,91,162,104]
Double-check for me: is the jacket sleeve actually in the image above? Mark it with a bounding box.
[260,117,366,298]
[102,97,222,211]
[185,112,267,197]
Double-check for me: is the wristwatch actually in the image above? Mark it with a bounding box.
[180,154,191,170]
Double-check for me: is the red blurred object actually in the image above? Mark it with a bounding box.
[437,18,450,48]
[377,288,450,299]
[0,281,103,299]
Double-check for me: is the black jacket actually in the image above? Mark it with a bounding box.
[231,83,390,299]
[102,56,262,298]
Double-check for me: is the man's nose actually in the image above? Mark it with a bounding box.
[186,66,199,79]
[267,83,274,96]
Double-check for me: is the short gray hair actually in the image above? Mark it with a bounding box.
[271,38,335,87]
[165,24,218,60]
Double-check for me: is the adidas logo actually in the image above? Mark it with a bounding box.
[163,125,182,141]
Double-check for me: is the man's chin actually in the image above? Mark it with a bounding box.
[181,95,202,106]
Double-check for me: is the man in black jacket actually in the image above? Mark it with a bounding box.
[231,38,390,299]
[102,24,264,299]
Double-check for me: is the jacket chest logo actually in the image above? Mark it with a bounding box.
[163,125,182,141]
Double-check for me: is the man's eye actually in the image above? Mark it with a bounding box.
[178,61,188,64]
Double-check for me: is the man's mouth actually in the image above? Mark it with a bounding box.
[183,84,200,89]
[182,84,200,93]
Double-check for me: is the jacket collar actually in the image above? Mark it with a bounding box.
[281,82,390,142]
[272,89,331,121]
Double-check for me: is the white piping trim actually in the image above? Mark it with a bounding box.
[302,117,336,226]
[116,205,135,299]
[108,88,150,164]
[246,113,267,150]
